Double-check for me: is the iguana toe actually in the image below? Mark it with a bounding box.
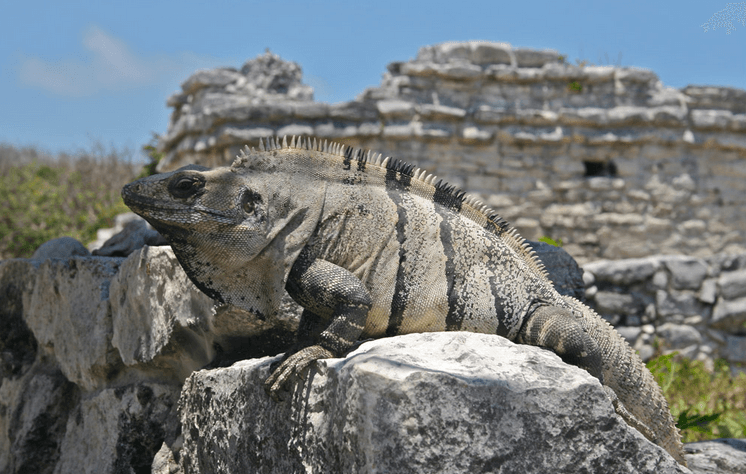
[264,345,334,401]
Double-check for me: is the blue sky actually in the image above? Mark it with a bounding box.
[1,0,745,161]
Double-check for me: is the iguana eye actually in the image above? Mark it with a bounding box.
[241,189,262,214]
[168,173,206,198]
[175,178,192,190]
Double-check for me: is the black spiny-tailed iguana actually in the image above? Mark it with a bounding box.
[121,136,686,465]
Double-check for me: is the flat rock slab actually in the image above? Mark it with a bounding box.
[178,332,687,473]
[684,438,746,474]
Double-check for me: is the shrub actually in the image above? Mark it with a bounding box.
[648,353,746,442]
[0,143,141,259]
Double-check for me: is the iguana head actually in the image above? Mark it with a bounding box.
[122,156,324,318]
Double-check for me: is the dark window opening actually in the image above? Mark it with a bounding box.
[583,161,617,177]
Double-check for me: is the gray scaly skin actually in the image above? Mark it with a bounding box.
[122,136,686,465]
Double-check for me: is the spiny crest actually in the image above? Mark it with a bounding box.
[233,136,548,279]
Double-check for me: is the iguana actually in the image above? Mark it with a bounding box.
[122,136,686,465]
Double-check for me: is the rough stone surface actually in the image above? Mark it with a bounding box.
[583,258,661,286]
[31,236,91,260]
[712,297,746,329]
[23,257,125,391]
[3,234,741,471]
[54,383,180,474]
[109,246,217,381]
[93,217,167,257]
[528,240,585,300]
[684,438,746,474]
[178,332,688,474]
[718,269,746,300]
[665,257,709,291]
[583,253,746,370]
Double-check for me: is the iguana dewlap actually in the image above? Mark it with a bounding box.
[122,136,686,465]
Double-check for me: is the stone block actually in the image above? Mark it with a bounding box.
[420,103,467,119]
[698,278,718,304]
[292,102,329,119]
[24,257,125,391]
[615,68,658,84]
[514,48,561,67]
[663,257,708,291]
[54,383,180,474]
[594,291,638,315]
[615,326,642,344]
[438,63,483,79]
[711,296,746,330]
[684,438,746,474]
[471,42,513,65]
[376,100,416,117]
[178,333,686,473]
[691,109,734,130]
[181,69,243,94]
[109,247,216,381]
[276,124,315,138]
[718,269,746,300]
[656,290,704,318]
[656,323,702,349]
[461,126,493,141]
[725,335,746,363]
[0,365,77,474]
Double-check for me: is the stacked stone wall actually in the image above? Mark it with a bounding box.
[157,41,746,263]
[583,253,746,373]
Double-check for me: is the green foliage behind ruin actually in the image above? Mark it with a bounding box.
[648,353,746,442]
[0,143,140,259]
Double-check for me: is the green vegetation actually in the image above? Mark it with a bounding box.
[539,236,563,247]
[648,352,746,442]
[0,142,143,259]
[567,81,583,93]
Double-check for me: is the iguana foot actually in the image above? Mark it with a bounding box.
[264,345,334,401]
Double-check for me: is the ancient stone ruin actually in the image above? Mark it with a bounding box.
[158,41,746,264]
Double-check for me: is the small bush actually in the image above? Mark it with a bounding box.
[648,353,746,442]
[0,142,142,259]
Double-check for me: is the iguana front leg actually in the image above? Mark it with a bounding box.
[264,251,372,400]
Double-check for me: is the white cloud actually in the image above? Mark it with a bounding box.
[18,26,221,97]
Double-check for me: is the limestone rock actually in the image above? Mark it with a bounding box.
[0,364,78,474]
[23,257,125,391]
[0,259,40,379]
[718,269,746,300]
[109,246,217,381]
[54,383,180,474]
[93,218,167,257]
[583,257,660,286]
[657,323,703,349]
[178,332,687,474]
[31,236,90,260]
[665,257,709,291]
[712,297,746,330]
[528,240,585,300]
[684,438,746,474]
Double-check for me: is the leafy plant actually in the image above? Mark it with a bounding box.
[539,236,563,247]
[139,133,164,179]
[647,352,746,442]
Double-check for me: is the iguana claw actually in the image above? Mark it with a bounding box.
[264,345,334,401]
